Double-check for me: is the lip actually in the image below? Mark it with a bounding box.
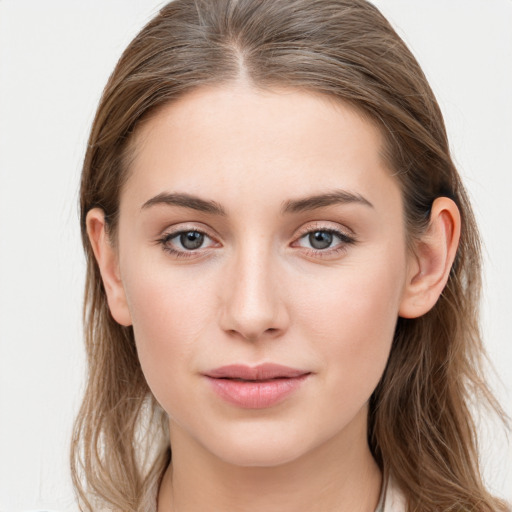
[204,363,311,409]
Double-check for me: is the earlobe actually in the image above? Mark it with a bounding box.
[86,208,133,326]
[399,197,461,319]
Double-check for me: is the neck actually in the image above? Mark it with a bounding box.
[158,408,382,512]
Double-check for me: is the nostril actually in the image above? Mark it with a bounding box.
[226,326,281,341]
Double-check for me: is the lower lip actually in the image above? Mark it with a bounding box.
[205,374,310,409]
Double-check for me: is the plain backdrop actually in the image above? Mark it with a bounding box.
[0,1,511,510]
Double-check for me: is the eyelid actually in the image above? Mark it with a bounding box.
[158,222,218,240]
[293,221,356,240]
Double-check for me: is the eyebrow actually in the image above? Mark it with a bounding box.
[141,189,373,216]
[282,190,374,214]
[141,192,226,216]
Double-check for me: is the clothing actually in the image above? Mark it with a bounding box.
[377,475,407,512]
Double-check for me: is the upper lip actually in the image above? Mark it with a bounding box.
[205,363,310,380]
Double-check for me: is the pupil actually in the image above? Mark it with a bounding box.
[309,231,332,250]
[180,231,204,250]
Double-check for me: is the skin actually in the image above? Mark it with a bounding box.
[87,83,460,512]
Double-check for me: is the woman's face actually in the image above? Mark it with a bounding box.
[113,84,413,466]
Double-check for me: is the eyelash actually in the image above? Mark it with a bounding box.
[292,224,357,259]
[156,228,216,260]
[155,224,357,260]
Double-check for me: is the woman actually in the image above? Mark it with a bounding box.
[71,1,510,510]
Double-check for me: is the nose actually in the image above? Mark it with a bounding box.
[219,245,289,342]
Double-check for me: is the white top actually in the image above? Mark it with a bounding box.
[377,475,407,512]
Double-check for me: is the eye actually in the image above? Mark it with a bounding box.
[157,229,218,256]
[293,226,356,256]
[305,231,336,250]
[177,231,206,250]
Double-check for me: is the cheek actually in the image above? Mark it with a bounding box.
[122,263,217,408]
[292,251,406,399]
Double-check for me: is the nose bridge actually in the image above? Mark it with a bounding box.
[221,237,286,340]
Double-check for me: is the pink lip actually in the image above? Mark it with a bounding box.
[204,364,311,409]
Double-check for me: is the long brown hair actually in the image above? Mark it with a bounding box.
[72,1,509,510]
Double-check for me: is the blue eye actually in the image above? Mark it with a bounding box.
[297,229,351,251]
[308,231,334,249]
[158,229,216,256]
[178,231,205,250]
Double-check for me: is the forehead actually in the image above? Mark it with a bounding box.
[122,83,398,212]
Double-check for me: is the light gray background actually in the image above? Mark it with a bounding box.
[0,1,511,510]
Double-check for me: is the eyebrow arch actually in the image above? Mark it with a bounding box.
[282,190,374,214]
[141,192,226,216]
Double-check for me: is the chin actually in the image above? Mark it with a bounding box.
[200,421,319,468]
[215,440,306,468]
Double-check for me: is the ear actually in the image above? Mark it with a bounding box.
[399,197,461,319]
[86,208,132,326]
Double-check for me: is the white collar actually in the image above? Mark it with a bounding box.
[377,474,407,512]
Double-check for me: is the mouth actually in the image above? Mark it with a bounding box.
[205,363,310,380]
[204,363,311,409]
